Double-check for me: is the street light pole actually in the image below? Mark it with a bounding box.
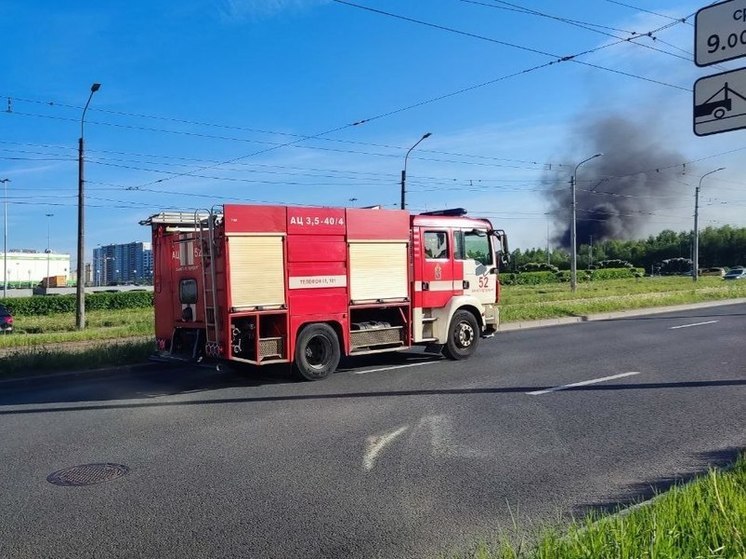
[400,132,431,210]
[1,178,9,299]
[570,153,603,292]
[76,82,101,330]
[45,213,54,288]
[693,167,725,283]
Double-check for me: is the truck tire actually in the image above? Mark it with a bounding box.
[443,310,480,360]
[293,323,340,381]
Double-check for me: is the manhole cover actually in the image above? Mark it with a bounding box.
[47,463,129,486]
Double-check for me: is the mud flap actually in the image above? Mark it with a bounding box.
[424,343,444,354]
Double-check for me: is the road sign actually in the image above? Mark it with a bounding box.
[695,0,746,66]
[693,67,746,136]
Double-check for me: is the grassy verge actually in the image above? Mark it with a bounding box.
[501,277,746,322]
[0,308,154,379]
[462,455,746,559]
[0,307,153,348]
[0,339,154,379]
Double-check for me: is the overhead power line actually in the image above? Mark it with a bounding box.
[461,0,692,63]
[602,0,693,25]
[332,0,689,91]
[460,0,638,34]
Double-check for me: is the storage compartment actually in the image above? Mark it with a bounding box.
[349,305,409,351]
[229,312,287,362]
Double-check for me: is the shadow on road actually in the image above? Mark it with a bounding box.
[572,446,745,518]
[2,377,745,415]
[0,351,442,408]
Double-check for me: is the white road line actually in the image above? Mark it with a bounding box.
[526,372,641,396]
[669,320,719,330]
[363,426,409,471]
[353,361,439,375]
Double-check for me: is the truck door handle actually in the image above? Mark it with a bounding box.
[422,282,429,291]
[463,280,470,289]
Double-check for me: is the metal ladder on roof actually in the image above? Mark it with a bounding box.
[195,209,221,356]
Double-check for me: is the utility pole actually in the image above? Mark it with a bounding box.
[76,83,101,329]
[1,178,9,299]
[45,213,53,288]
[400,132,431,210]
[693,167,725,283]
[570,153,603,292]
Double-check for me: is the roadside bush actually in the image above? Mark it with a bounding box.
[590,267,644,280]
[500,271,558,285]
[3,291,153,316]
[501,268,645,285]
[596,259,634,269]
[518,262,559,273]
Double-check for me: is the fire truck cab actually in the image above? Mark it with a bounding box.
[141,204,507,380]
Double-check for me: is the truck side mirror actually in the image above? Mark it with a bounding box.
[492,229,510,267]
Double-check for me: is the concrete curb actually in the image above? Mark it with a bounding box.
[498,297,746,332]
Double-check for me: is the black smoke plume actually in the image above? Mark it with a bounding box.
[546,116,689,248]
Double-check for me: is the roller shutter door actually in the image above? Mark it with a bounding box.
[228,236,285,308]
[349,242,408,302]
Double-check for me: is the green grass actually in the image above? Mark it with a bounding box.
[460,455,746,559]
[0,307,154,378]
[0,307,153,348]
[500,277,746,322]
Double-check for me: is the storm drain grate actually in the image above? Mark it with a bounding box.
[47,463,129,487]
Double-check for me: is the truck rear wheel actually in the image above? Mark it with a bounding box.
[443,310,480,360]
[293,323,340,381]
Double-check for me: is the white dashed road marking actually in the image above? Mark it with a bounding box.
[526,372,641,396]
[669,320,719,330]
[353,361,439,375]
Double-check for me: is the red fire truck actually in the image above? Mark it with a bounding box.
[141,204,508,380]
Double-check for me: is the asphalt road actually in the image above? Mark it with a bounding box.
[1,304,745,558]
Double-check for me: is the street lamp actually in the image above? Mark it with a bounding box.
[400,132,431,210]
[1,178,9,298]
[570,153,603,292]
[693,167,725,283]
[45,213,53,288]
[76,82,101,330]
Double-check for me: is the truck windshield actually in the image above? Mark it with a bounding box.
[455,230,492,266]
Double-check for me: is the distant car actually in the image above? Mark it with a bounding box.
[0,304,13,334]
[723,268,746,280]
[700,267,726,277]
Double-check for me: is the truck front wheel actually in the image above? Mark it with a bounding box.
[293,323,341,381]
[443,310,480,360]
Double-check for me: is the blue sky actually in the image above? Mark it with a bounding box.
[2,0,745,266]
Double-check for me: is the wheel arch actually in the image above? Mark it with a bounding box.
[430,295,485,342]
[292,318,347,356]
